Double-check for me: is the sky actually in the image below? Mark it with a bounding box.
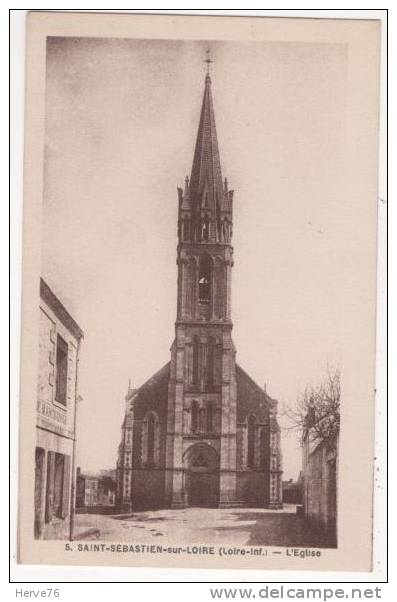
[42,37,349,480]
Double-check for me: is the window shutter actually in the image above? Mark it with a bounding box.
[61,455,71,518]
[45,451,55,523]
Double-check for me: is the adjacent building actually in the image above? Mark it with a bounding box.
[302,431,338,544]
[116,67,283,511]
[76,468,116,508]
[76,469,100,508]
[34,278,83,538]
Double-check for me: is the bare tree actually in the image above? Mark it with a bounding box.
[283,367,340,444]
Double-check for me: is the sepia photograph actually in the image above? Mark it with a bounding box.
[17,11,381,573]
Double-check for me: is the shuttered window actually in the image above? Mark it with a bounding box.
[55,334,68,405]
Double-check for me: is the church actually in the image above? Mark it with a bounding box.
[116,63,283,511]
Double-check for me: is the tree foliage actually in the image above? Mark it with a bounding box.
[284,368,340,444]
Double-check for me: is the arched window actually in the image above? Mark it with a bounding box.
[147,414,155,464]
[191,401,199,432]
[247,415,256,468]
[207,336,215,385]
[142,411,160,466]
[260,427,266,468]
[182,217,190,241]
[198,256,211,303]
[214,258,225,319]
[222,218,229,242]
[192,335,199,385]
[194,219,200,242]
[202,216,210,241]
[186,257,196,318]
[199,407,206,432]
[206,401,214,432]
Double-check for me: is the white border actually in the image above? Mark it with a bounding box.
[7,5,387,589]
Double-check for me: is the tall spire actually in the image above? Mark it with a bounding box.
[177,54,233,247]
[189,58,224,222]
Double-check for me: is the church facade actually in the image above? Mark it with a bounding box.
[116,68,283,511]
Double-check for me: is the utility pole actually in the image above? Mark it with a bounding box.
[69,337,82,542]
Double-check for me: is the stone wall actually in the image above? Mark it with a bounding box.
[302,434,338,544]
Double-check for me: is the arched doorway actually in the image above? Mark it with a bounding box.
[183,443,219,507]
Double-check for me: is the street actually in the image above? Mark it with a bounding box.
[70,504,335,548]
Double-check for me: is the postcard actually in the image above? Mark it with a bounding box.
[18,11,381,572]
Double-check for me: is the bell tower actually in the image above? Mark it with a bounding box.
[165,58,238,508]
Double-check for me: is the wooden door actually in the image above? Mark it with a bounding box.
[188,470,218,507]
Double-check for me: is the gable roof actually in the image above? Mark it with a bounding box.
[236,364,276,422]
[124,361,278,425]
[40,278,84,340]
[123,362,170,424]
[127,362,170,400]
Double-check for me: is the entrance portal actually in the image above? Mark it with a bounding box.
[184,443,219,507]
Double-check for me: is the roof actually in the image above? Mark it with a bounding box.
[40,278,84,340]
[236,364,276,422]
[124,362,170,423]
[126,361,277,424]
[126,362,170,400]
